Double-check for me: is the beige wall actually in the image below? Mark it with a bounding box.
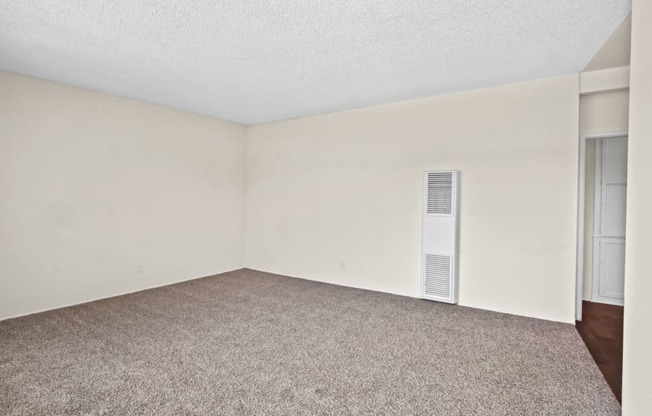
[246,75,580,323]
[0,72,247,320]
[580,91,630,136]
[583,14,631,72]
[622,0,652,414]
[579,90,630,300]
[0,71,583,325]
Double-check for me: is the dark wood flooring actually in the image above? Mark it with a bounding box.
[576,300,624,403]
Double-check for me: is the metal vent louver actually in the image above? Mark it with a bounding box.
[424,253,452,299]
[427,171,453,215]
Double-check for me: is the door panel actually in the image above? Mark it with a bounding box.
[598,238,626,301]
[592,137,627,306]
[602,183,627,237]
[603,139,628,182]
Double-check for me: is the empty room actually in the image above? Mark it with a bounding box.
[1,1,651,415]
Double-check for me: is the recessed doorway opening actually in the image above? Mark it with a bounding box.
[576,133,627,403]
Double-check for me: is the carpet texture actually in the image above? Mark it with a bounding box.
[1,269,620,415]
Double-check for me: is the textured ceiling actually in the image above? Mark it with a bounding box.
[0,1,631,124]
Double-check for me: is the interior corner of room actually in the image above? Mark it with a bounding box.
[1,2,651,415]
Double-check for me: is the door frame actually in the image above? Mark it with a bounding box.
[576,132,628,321]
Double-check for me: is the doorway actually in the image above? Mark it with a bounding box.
[576,133,627,403]
[576,134,628,316]
[590,137,627,306]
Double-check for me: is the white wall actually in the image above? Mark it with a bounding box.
[0,72,246,320]
[246,75,580,323]
[580,91,630,136]
[583,14,631,72]
[579,90,630,299]
[622,0,652,414]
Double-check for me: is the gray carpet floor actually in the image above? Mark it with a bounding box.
[1,269,620,415]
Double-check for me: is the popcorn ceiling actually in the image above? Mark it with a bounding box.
[0,0,631,124]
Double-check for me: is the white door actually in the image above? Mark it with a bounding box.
[592,137,627,306]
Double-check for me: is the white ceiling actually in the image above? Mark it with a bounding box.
[0,1,631,125]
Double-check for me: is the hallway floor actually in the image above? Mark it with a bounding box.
[576,300,624,402]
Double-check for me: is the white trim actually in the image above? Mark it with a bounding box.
[591,140,603,303]
[580,66,630,95]
[576,132,627,322]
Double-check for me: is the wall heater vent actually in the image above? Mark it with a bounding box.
[421,170,460,304]
[424,253,452,299]
[426,171,453,215]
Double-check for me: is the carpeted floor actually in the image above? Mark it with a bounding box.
[1,269,620,415]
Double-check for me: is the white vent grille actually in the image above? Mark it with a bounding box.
[427,172,453,215]
[424,253,452,299]
[421,170,459,304]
